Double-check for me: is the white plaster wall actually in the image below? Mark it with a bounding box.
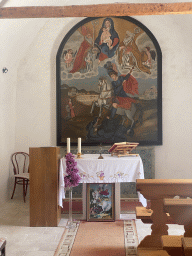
[16,13,192,178]
[1,0,192,204]
[0,62,16,204]
[15,17,85,152]
[132,14,192,178]
[0,19,47,203]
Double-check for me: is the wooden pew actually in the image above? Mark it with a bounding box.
[136,179,192,249]
[161,198,192,256]
[164,199,192,237]
[182,237,192,256]
[138,237,192,256]
[161,235,184,256]
[161,236,192,256]
[136,206,173,224]
[137,249,170,256]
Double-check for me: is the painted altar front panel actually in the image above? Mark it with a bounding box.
[57,17,162,146]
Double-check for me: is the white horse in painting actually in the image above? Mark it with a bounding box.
[90,76,143,134]
[115,103,140,134]
[90,77,112,117]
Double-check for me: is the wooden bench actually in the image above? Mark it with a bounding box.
[160,236,192,256]
[136,179,192,249]
[0,238,6,256]
[136,206,173,224]
[161,235,184,256]
[137,249,170,256]
[164,198,192,237]
[138,236,192,256]
[182,237,192,256]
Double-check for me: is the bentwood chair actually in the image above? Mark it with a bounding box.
[0,238,6,256]
[11,152,29,202]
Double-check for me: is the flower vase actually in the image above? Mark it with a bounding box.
[66,187,75,229]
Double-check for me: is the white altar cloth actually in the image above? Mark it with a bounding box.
[75,154,144,183]
[59,154,147,208]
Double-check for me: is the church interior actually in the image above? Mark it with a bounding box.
[1,0,192,255]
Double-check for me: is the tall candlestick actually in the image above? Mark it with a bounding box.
[78,138,81,154]
[67,138,70,153]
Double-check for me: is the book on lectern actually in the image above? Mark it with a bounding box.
[108,142,139,156]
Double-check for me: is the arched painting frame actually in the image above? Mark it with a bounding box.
[56,17,162,147]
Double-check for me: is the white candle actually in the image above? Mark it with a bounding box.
[67,138,70,153]
[78,138,81,154]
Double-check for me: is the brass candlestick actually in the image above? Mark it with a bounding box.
[77,152,82,159]
[98,153,103,159]
[98,143,104,159]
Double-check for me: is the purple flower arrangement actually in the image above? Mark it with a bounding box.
[64,153,81,188]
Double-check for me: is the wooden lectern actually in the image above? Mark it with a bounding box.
[29,147,61,227]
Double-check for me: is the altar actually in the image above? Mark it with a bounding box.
[60,154,147,220]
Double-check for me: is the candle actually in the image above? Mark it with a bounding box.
[78,138,81,154]
[67,138,70,153]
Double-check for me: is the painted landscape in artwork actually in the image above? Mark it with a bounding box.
[57,17,161,146]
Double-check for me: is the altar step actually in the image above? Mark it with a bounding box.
[62,199,83,214]
[61,199,142,214]
[136,206,175,224]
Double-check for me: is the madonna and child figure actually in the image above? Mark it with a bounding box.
[94,18,119,62]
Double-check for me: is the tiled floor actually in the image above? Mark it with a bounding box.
[0,197,66,256]
[0,196,185,256]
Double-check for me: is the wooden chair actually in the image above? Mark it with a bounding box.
[11,152,29,202]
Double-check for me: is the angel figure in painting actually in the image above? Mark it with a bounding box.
[142,47,156,68]
[64,49,74,69]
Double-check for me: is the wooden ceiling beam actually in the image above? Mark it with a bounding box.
[0,2,192,19]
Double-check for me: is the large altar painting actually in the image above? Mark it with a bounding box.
[56,17,162,146]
